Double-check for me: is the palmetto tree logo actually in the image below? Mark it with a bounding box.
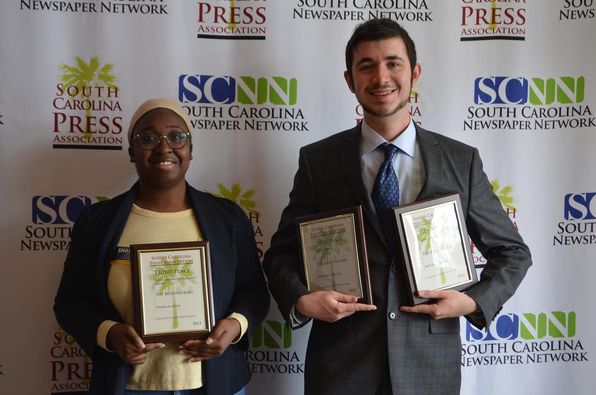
[150,257,195,329]
[215,183,257,213]
[310,228,347,290]
[415,215,447,285]
[58,56,116,136]
[415,216,433,254]
[491,179,515,209]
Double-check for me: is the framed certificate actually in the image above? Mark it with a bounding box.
[392,194,477,306]
[297,206,372,304]
[130,241,215,343]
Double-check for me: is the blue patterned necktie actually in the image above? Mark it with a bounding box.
[371,143,400,253]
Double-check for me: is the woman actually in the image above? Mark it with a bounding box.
[54,98,270,395]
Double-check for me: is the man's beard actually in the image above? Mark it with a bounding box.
[360,90,410,118]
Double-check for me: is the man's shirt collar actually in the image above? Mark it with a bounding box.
[361,119,417,158]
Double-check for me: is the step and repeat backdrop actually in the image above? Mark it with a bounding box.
[1,1,595,394]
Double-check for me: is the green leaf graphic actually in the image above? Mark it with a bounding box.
[215,183,257,213]
[491,179,515,209]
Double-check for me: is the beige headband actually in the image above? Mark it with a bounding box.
[127,97,192,144]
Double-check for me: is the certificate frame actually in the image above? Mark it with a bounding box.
[297,206,373,304]
[130,241,215,343]
[392,194,477,306]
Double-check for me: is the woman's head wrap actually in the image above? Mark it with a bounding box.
[127,97,191,144]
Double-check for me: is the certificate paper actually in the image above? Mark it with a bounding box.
[131,241,215,342]
[393,194,477,305]
[298,206,372,304]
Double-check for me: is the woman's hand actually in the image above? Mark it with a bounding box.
[106,323,164,365]
[178,318,241,363]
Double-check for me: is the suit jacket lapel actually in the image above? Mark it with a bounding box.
[416,126,444,200]
[337,125,388,249]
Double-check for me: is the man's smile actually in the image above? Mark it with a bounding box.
[369,86,397,97]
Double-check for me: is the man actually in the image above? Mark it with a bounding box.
[263,19,531,395]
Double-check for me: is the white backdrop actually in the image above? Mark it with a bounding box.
[1,1,595,394]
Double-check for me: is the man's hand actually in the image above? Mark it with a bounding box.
[178,318,241,363]
[296,291,377,323]
[399,290,479,319]
[106,323,164,365]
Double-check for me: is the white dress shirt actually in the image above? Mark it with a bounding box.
[360,119,426,205]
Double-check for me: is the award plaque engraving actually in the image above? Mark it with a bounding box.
[130,241,215,342]
[298,206,372,304]
[392,194,477,306]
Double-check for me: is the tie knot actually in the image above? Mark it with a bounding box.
[380,143,399,160]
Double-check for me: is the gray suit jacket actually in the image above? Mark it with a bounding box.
[263,125,531,395]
